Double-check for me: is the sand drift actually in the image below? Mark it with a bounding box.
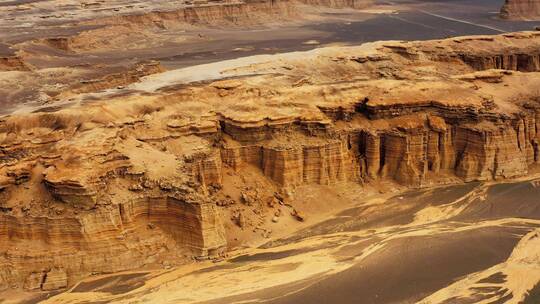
[42,179,540,304]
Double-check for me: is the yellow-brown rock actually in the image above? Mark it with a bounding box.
[41,268,67,291]
[2,31,540,291]
[501,0,540,20]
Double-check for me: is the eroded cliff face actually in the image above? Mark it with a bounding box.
[35,0,371,53]
[297,0,371,9]
[501,0,540,20]
[2,31,540,291]
[0,55,31,72]
[86,0,299,27]
[0,129,227,290]
[220,108,540,186]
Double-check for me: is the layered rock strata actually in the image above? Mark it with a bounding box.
[87,0,299,27]
[83,0,372,27]
[2,31,540,291]
[501,0,540,20]
[33,0,372,53]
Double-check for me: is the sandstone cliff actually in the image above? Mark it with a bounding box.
[500,0,540,20]
[81,0,299,28]
[40,0,371,53]
[297,0,371,9]
[2,31,540,291]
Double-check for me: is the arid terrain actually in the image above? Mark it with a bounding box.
[1,0,540,304]
[501,0,540,20]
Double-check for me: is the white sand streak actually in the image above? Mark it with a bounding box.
[418,228,540,304]
[411,185,486,225]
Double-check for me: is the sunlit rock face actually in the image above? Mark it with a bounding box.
[501,0,540,20]
[2,31,540,292]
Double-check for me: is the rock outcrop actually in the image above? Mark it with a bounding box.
[0,55,31,71]
[84,0,371,27]
[0,0,378,117]
[103,0,298,26]
[32,0,371,53]
[2,31,540,292]
[501,0,540,20]
[61,61,165,97]
[298,0,371,9]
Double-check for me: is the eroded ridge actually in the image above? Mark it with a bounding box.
[1,31,540,291]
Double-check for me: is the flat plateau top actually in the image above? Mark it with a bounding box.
[5,31,537,129]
